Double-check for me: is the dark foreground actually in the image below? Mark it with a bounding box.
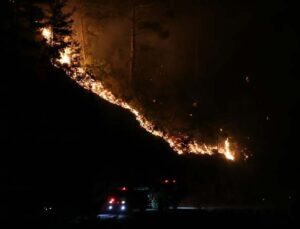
[87,208,296,228]
[5,206,297,229]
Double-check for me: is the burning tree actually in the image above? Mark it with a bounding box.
[44,0,80,71]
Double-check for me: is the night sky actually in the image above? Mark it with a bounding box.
[0,0,299,218]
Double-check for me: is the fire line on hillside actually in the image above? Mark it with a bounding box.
[40,27,237,161]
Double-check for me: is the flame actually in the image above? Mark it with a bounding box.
[58,47,71,65]
[41,27,52,43]
[40,27,236,161]
[41,28,72,65]
[220,138,235,161]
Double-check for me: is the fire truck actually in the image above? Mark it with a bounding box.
[101,178,183,213]
[150,178,181,211]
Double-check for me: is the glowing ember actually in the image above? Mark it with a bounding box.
[58,47,71,65]
[41,27,52,43]
[40,27,236,161]
[220,138,235,161]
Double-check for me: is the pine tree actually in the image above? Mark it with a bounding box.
[45,0,81,71]
[48,0,72,48]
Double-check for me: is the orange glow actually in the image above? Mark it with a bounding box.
[41,27,52,43]
[58,47,71,65]
[222,138,235,161]
[40,27,237,161]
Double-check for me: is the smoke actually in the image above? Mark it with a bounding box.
[70,0,296,160]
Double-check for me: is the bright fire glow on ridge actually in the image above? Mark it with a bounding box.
[40,27,236,161]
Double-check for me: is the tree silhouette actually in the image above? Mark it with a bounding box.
[45,0,81,71]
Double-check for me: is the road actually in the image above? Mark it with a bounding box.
[74,206,294,228]
[3,205,295,228]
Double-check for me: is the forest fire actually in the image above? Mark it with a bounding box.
[40,27,236,161]
[41,28,72,65]
[41,27,52,43]
[58,47,71,65]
